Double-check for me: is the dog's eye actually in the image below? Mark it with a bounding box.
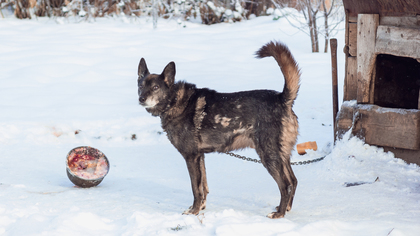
[153,85,160,91]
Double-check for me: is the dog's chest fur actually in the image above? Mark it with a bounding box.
[160,81,286,156]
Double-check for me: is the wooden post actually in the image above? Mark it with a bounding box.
[418,88,420,110]
[330,38,338,142]
[356,14,379,104]
[417,86,420,110]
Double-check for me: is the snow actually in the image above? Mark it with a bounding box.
[345,100,419,115]
[1,15,420,236]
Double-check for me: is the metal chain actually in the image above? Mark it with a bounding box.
[225,152,262,164]
[291,155,326,165]
[225,152,326,165]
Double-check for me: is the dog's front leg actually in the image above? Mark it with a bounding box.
[200,154,209,210]
[183,153,206,215]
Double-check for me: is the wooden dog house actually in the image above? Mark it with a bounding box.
[336,0,420,165]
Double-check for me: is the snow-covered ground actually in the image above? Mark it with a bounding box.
[0,15,419,236]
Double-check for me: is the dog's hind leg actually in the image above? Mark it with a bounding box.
[285,162,297,212]
[256,144,295,218]
[271,165,292,218]
[274,161,297,212]
[183,153,207,215]
[269,162,295,218]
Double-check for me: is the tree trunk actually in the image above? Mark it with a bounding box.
[312,12,319,52]
[323,0,332,53]
[306,3,315,52]
[324,11,329,53]
[305,0,319,53]
[152,0,158,29]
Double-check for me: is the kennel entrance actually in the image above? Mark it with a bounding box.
[374,54,420,110]
[336,0,420,165]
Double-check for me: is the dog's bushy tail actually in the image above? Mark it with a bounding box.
[255,41,301,108]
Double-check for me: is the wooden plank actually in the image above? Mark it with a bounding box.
[335,101,356,140]
[336,103,420,150]
[348,16,357,23]
[343,0,420,17]
[358,105,420,150]
[418,88,420,110]
[382,147,420,166]
[375,25,420,59]
[344,10,349,55]
[348,23,357,57]
[380,16,420,28]
[338,103,420,165]
[356,14,379,104]
[344,56,357,101]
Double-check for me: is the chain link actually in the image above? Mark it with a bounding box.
[225,152,262,163]
[225,152,325,165]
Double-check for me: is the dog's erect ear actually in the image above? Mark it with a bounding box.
[138,58,150,79]
[162,61,175,87]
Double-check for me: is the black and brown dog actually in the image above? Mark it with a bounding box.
[137,41,300,218]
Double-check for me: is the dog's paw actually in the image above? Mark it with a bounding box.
[182,200,207,215]
[267,212,285,219]
[275,205,292,212]
[200,200,207,210]
[182,206,200,215]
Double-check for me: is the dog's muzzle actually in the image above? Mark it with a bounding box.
[139,96,157,108]
[139,96,149,108]
[139,96,146,104]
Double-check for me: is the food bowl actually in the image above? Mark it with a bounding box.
[66,146,110,188]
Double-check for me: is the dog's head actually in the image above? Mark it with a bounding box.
[137,58,176,116]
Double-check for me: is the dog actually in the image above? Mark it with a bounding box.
[137,41,300,219]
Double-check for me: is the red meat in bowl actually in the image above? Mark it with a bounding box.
[66,146,109,188]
